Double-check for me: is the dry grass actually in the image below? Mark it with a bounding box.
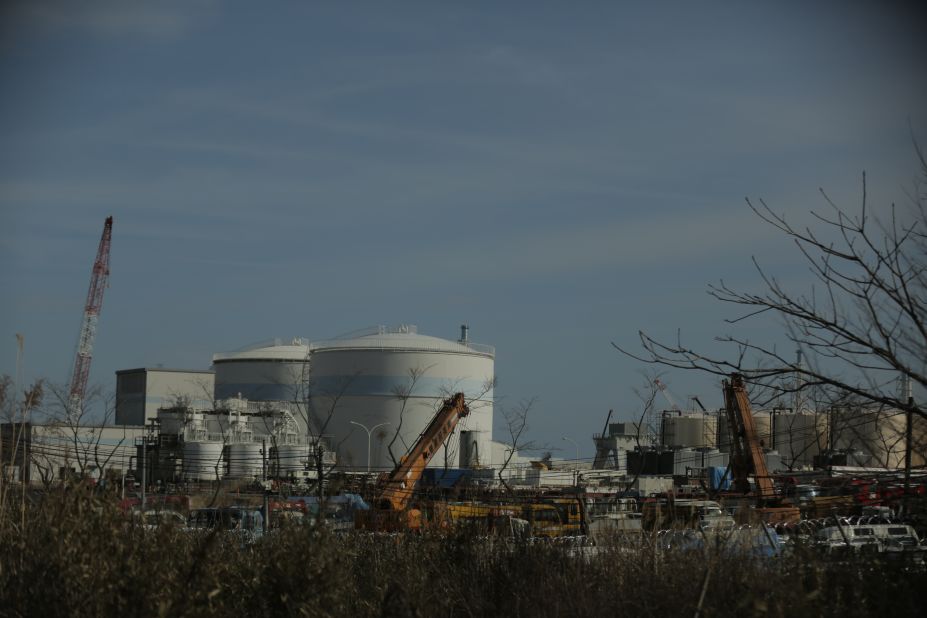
[1,489,925,617]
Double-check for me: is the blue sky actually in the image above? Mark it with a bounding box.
[2,1,925,457]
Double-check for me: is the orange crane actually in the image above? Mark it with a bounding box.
[358,392,469,530]
[68,216,113,419]
[723,374,799,524]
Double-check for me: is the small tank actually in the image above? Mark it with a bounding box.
[227,442,263,479]
[182,441,225,481]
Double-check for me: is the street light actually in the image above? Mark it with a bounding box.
[562,436,579,486]
[350,421,390,473]
[562,436,579,463]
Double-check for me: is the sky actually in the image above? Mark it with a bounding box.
[2,1,926,458]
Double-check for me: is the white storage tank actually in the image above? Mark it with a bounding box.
[308,325,495,472]
[773,411,828,468]
[832,408,919,469]
[718,411,773,452]
[227,442,263,479]
[212,338,311,402]
[662,413,718,449]
[753,411,772,449]
[182,441,225,481]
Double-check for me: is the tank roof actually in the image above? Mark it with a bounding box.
[310,325,494,357]
[212,338,311,362]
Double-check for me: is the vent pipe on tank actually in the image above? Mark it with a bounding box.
[793,349,805,413]
[459,324,469,343]
[900,374,913,401]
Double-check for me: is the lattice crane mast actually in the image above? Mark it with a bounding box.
[67,216,113,420]
[653,378,680,411]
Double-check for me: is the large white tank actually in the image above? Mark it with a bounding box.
[661,413,718,449]
[718,411,772,452]
[212,338,311,402]
[182,441,225,481]
[773,411,828,468]
[832,408,912,469]
[308,325,495,472]
[227,442,263,479]
[753,412,772,449]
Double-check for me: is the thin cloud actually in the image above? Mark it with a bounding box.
[13,0,214,38]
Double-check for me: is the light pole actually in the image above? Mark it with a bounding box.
[350,421,390,473]
[562,436,579,486]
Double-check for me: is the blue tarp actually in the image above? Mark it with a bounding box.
[422,468,470,488]
[709,466,732,491]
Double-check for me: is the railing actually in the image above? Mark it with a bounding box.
[310,336,495,356]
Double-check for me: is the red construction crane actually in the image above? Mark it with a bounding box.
[67,216,113,419]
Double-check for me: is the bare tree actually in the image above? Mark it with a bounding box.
[622,376,661,497]
[301,372,358,505]
[496,397,536,493]
[0,377,44,521]
[386,366,430,467]
[617,151,927,424]
[437,376,496,471]
[39,383,125,484]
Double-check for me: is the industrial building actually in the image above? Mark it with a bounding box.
[1,421,143,486]
[122,324,499,480]
[139,395,329,484]
[115,367,215,426]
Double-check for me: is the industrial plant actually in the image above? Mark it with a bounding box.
[2,216,926,557]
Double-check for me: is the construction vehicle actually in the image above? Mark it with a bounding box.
[723,374,800,525]
[356,393,469,531]
[641,498,735,531]
[442,495,587,538]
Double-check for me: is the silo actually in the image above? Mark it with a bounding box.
[308,325,495,472]
[212,338,311,401]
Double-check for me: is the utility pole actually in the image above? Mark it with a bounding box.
[138,437,146,512]
[902,372,914,513]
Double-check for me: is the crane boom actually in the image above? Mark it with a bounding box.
[68,216,113,419]
[723,374,774,499]
[377,392,469,511]
[653,378,680,410]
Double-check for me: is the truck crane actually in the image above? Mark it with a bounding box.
[723,374,799,525]
[357,392,469,531]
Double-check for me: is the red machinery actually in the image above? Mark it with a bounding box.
[67,216,113,418]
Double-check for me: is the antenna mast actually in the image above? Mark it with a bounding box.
[68,216,113,419]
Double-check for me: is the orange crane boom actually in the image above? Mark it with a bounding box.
[376,392,469,511]
[723,374,775,499]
